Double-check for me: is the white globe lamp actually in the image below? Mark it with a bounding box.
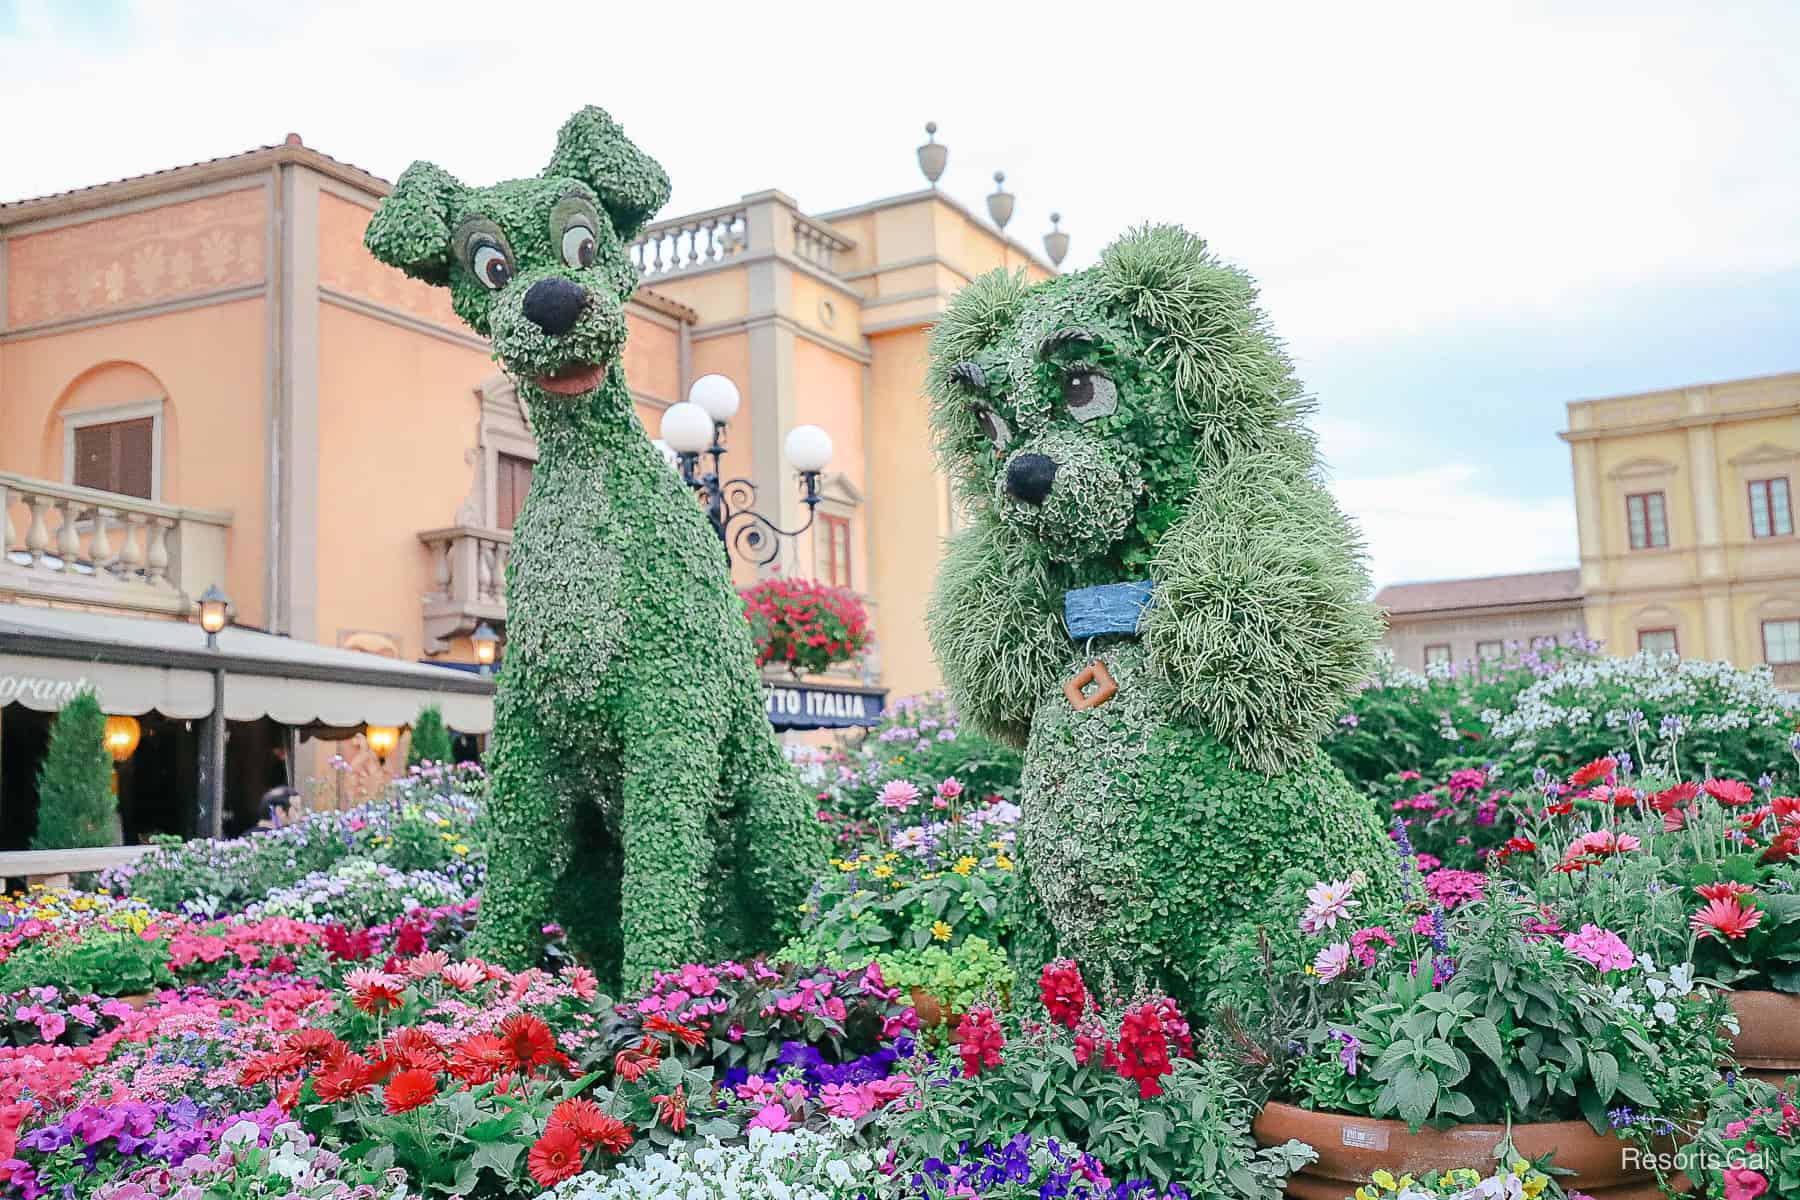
[784,425,833,474]
[688,374,741,425]
[660,402,715,456]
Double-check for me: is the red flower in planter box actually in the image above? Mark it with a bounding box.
[739,576,871,675]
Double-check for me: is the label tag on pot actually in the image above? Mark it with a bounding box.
[1342,1126,1388,1150]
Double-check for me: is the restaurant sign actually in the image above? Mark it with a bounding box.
[763,680,886,730]
[0,672,93,707]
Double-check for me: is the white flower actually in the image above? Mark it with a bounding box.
[1654,1001,1678,1024]
[220,1119,262,1147]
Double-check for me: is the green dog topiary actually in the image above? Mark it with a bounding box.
[365,107,823,985]
[925,225,1394,1000]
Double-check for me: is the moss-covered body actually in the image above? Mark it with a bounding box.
[926,226,1392,996]
[365,107,821,984]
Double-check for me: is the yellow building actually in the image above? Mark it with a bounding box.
[0,123,1059,841]
[1560,369,1800,685]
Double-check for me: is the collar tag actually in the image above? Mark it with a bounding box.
[1064,580,1153,640]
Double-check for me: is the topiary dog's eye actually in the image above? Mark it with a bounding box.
[453,216,515,292]
[471,241,512,290]
[1062,368,1118,423]
[973,405,1012,450]
[561,223,597,269]
[551,194,605,271]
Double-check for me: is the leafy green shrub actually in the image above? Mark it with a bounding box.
[0,928,171,997]
[1324,642,1597,789]
[31,691,119,850]
[407,703,455,767]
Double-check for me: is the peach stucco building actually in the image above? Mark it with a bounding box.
[0,129,1057,843]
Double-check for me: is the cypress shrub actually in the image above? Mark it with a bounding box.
[31,692,121,850]
[407,703,455,767]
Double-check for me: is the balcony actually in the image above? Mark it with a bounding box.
[418,524,511,652]
[628,192,856,282]
[0,473,231,616]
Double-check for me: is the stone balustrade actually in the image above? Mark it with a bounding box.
[0,473,231,616]
[628,194,857,281]
[417,524,512,653]
[631,203,749,279]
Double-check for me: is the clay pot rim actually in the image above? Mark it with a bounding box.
[1256,1099,1607,1139]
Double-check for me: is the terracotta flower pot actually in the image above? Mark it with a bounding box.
[910,987,954,1030]
[1253,1101,1674,1200]
[116,992,155,1010]
[1728,989,1800,1087]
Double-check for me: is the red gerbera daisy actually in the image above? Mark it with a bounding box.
[587,1113,634,1155]
[1568,757,1618,789]
[1690,896,1764,941]
[383,1027,447,1074]
[313,1053,375,1102]
[345,968,406,1016]
[498,1013,560,1075]
[652,1085,688,1134]
[287,1028,346,1066]
[1695,881,1756,901]
[237,1048,304,1088]
[643,1014,706,1048]
[527,1128,584,1188]
[1704,778,1755,807]
[449,1033,510,1085]
[382,1067,439,1114]
[547,1097,609,1145]
[613,1036,662,1083]
[1651,781,1700,812]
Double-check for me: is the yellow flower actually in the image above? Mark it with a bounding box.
[872,864,893,880]
[931,920,953,942]
[1522,1177,1546,1199]
[989,839,1005,850]
[1372,1172,1397,1190]
[1355,1189,1375,1200]
[451,843,469,856]
[952,856,977,876]
[995,854,1013,871]
[891,881,904,890]
[837,859,859,873]
[882,852,899,863]
[1510,1162,1529,1178]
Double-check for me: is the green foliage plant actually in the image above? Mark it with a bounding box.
[365,106,823,983]
[1290,887,1733,1133]
[31,691,120,850]
[923,225,1393,1000]
[408,703,455,767]
[0,927,172,997]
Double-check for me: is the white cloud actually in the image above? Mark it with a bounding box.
[1334,464,1579,589]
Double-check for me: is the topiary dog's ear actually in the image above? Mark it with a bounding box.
[366,161,465,286]
[544,106,671,242]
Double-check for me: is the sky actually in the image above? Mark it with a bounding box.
[3,0,1796,588]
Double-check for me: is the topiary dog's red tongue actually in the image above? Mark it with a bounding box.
[535,362,606,395]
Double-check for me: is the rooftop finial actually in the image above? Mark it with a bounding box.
[986,170,1014,231]
[1044,212,1069,268]
[917,122,947,187]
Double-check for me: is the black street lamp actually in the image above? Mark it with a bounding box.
[659,375,833,568]
[195,584,231,839]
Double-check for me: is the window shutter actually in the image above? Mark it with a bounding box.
[115,418,154,499]
[73,425,112,491]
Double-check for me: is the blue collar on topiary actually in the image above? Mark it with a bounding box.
[1064,580,1154,640]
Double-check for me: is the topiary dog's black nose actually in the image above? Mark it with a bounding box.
[522,277,588,336]
[1005,453,1058,505]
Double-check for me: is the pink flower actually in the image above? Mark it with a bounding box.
[1562,924,1635,972]
[1299,878,1359,934]
[748,1103,792,1132]
[1723,1167,1769,1200]
[879,780,921,811]
[1312,942,1353,981]
[1350,926,1396,967]
[1423,869,1487,911]
[440,962,485,991]
[936,777,963,802]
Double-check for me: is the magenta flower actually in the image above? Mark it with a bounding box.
[1562,923,1635,972]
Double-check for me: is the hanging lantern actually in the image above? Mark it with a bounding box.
[104,715,141,763]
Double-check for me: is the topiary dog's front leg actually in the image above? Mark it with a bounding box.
[722,705,824,945]
[470,716,573,968]
[618,720,719,989]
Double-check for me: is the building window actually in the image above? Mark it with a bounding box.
[1475,640,1503,660]
[1626,492,1669,550]
[67,413,157,499]
[1638,628,1678,656]
[820,514,852,589]
[1765,619,1800,665]
[1424,644,1451,667]
[495,453,535,531]
[1748,478,1793,540]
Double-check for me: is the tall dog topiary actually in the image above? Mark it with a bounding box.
[365,107,823,985]
[926,225,1394,1001]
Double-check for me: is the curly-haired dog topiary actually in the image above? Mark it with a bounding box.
[365,107,823,985]
[926,225,1394,1000]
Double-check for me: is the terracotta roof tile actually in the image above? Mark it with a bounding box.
[1375,568,1583,615]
